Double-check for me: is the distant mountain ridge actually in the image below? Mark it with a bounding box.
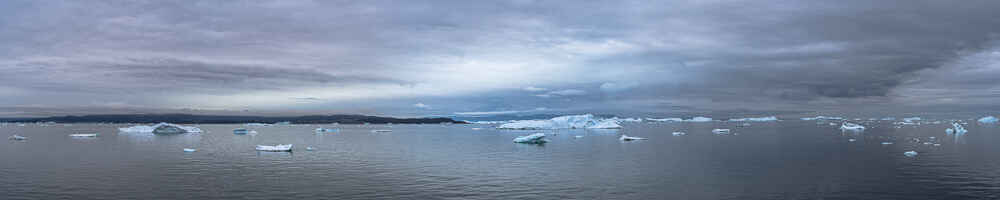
[0,114,465,124]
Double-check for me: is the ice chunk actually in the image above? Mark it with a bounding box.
[729,116,778,122]
[119,123,202,133]
[978,116,998,124]
[69,133,98,137]
[672,132,686,136]
[8,134,27,140]
[183,148,196,152]
[880,117,896,121]
[256,144,293,152]
[946,128,954,134]
[840,122,865,131]
[619,135,647,141]
[315,128,337,133]
[513,133,548,144]
[471,128,483,130]
[881,142,893,145]
[712,129,731,134]
[923,142,933,145]
[498,114,621,129]
[574,135,584,138]
[245,123,272,126]
[951,122,968,134]
[902,117,922,123]
[800,116,844,121]
[903,151,918,157]
[306,147,316,151]
[234,128,251,134]
[646,118,683,122]
[933,144,941,146]
[848,139,857,142]
[687,117,713,122]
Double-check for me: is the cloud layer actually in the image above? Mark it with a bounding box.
[2,0,1000,117]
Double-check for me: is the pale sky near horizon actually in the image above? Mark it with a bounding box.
[2,0,1000,117]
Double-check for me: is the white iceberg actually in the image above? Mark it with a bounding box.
[951,122,968,134]
[728,116,778,122]
[672,132,686,136]
[687,117,713,122]
[978,116,998,124]
[256,144,293,152]
[118,123,202,133]
[801,116,844,121]
[619,135,647,141]
[8,135,27,140]
[903,117,922,123]
[498,114,622,130]
[903,151,918,157]
[69,133,98,137]
[840,122,865,131]
[646,118,683,122]
[712,129,730,134]
[183,148,196,152]
[513,133,548,144]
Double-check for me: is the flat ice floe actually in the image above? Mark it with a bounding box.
[672,132,686,136]
[619,135,647,141]
[646,118,683,122]
[840,122,865,131]
[498,114,621,129]
[256,144,293,152]
[712,129,730,134]
[513,133,548,144]
[69,133,98,137]
[728,116,778,122]
[903,151,918,157]
[119,123,202,133]
[800,116,844,120]
[183,148,196,152]
[979,116,998,124]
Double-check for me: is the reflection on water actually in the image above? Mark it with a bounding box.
[2,121,1000,199]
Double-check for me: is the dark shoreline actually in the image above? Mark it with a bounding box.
[0,114,467,124]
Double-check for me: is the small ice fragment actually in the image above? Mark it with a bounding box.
[306,147,316,151]
[923,142,933,145]
[315,128,337,133]
[574,135,584,138]
[183,148,196,152]
[903,151,918,157]
[848,139,857,142]
[929,136,936,140]
[712,129,731,134]
[471,128,482,130]
[672,132,686,136]
[840,122,865,131]
[619,135,648,141]
[256,144,293,152]
[8,135,27,140]
[371,130,393,133]
[933,144,941,146]
[728,116,778,122]
[978,116,998,124]
[881,142,893,145]
[69,133,98,137]
[513,133,548,144]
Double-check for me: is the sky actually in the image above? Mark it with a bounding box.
[2,0,1000,118]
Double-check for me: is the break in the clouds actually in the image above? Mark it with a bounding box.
[2,0,1000,117]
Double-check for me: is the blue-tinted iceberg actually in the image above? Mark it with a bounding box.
[951,122,968,134]
[498,114,621,129]
[513,133,548,144]
[904,151,918,157]
[978,116,998,124]
[119,123,202,133]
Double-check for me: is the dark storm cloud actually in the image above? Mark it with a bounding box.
[2,0,1000,117]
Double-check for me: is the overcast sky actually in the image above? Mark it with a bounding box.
[2,0,1000,118]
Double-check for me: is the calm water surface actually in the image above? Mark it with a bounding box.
[3,121,1000,199]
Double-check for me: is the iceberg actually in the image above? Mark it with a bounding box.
[646,118,683,122]
[8,134,27,140]
[712,129,730,134]
[69,133,98,137]
[619,135,648,141]
[903,117,922,123]
[946,128,954,134]
[951,122,968,134]
[256,144,293,152]
[840,122,865,131]
[512,133,548,144]
[183,148,196,152]
[728,116,778,122]
[498,114,622,130]
[672,132,686,136]
[616,118,643,122]
[978,116,998,124]
[903,151,918,157]
[801,116,844,121]
[119,123,202,133]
